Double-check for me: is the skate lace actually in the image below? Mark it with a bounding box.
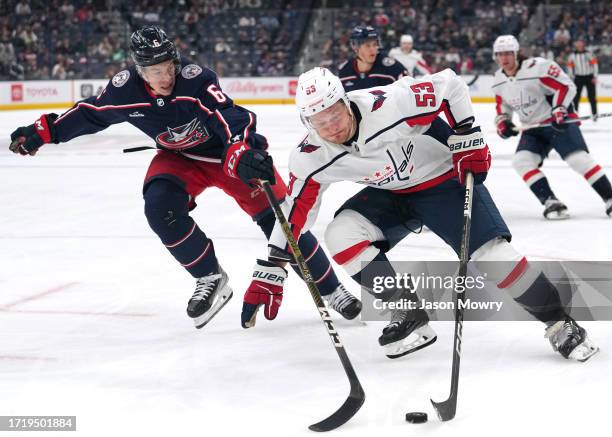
[191,273,222,301]
[389,308,410,327]
[326,285,354,311]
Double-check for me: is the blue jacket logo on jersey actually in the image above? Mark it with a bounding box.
[155,118,211,150]
[370,90,387,112]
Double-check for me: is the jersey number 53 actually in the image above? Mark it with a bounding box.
[410,82,436,107]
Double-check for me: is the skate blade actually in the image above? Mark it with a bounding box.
[193,289,233,329]
[569,339,600,362]
[384,325,437,359]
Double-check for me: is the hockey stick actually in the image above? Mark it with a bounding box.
[260,180,365,432]
[515,111,612,132]
[430,171,474,421]
[465,74,480,87]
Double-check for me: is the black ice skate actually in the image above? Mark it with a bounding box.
[378,308,437,359]
[187,265,233,329]
[543,196,569,220]
[324,284,362,320]
[605,199,612,217]
[545,317,599,362]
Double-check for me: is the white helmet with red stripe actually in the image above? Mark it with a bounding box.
[492,35,519,59]
[295,67,349,127]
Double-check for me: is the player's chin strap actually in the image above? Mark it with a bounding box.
[514,111,611,133]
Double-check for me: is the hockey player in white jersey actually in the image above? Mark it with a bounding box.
[492,35,612,219]
[388,34,432,77]
[266,67,598,362]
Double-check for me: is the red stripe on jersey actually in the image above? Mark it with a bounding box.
[440,101,456,128]
[495,95,503,115]
[215,110,232,141]
[417,60,432,73]
[522,169,541,182]
[405,106,444,127]
[391,169,455,194]
[288,178,321,240]
[539,77,568,107]
[172,96,213,114]
[584,165,602,180]
[497,257,528,289]
[332,240,371,265]
[55,102,152,123]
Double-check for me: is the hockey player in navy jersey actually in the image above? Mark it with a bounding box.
[8,26,361,329]
[492,35,612,219]
[337,25,408,92]
[266,66,598,362]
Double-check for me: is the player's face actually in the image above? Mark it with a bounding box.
[308,101,353,144]
[401,41,413,52]
[495,51,517,72]
[142,60,176,96]
[356,40,379,64]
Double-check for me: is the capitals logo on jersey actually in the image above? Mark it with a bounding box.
[369,90,387,112]
[155,118,211,150]
[298,139,320,153]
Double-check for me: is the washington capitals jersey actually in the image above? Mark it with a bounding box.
[338,54,408,92]
[269,69,475,252]
[492,57,577,125]
[51,62,262,162]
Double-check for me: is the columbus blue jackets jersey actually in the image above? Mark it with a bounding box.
[52,62,264,162]
[338,54,408,92]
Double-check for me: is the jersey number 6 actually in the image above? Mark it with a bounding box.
[207,84,227,103]
[410,82,436,107]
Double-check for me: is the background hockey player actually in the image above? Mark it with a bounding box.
[8,26,361,330]
[337,25,407,92]
[388,34,433,78]
[266,66,598,362]
[492,35,612,219]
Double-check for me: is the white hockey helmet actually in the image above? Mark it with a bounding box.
[295,67,349,127]
[400,34,413,44]
[492,35,519,59]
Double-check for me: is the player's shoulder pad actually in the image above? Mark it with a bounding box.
[110,68,133,88]
[180,63,204,80]
[100,66,138,103]
[289,133,340,180]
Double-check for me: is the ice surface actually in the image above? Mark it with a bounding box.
[1,104,611,437]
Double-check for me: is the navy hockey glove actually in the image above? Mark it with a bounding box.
[551,106,569,131]
[9,114,58,156]
[494,114,518,139]
[223,141,276,185]
[241,259,287,328]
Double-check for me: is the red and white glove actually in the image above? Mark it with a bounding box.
[223,140,276,185]
[448,125,491,185]
[241,259,287,328]
[551,106,569,131]
[9,114,58,156]
[494,114,518,139]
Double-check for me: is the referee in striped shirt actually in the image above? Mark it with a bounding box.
[567,40,598,120]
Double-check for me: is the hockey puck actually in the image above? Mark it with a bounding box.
[405,412,428,423]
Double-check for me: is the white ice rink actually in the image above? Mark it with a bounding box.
[1,104,611,437]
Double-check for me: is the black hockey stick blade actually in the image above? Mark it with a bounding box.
[309,384,365,432]
[430,396,457,422]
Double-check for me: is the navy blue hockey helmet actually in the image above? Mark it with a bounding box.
[130,26,180,72]
[350,25,381,49]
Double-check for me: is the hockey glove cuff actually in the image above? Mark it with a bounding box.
[241,259,287,328]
